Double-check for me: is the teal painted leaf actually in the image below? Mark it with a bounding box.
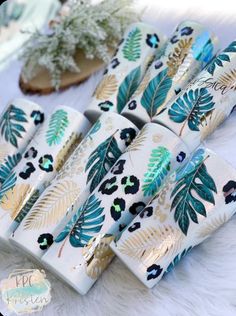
[14,189,40,224]
[207,41,236,75]
[46,109,69,146]
[88,119,101,138]
[168,88,215,136]
[192,31,214,63]
[117,66,141,113]
[0,105,28,148]
[85,134,122,193]
[176,148,205,181]
[142,146,171,197]
[122,27,142,61]
[141,68,172,118]
[55,194,105,257]
[170,155,217,235]
[0,172,17,200]
[165,247,192,274]
[0,153,21,185]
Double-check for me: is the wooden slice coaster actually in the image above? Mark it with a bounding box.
[19,48,110,95]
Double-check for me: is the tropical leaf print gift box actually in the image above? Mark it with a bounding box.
[10,112,138,258]
[0,106,90,244]
[41,122,190,295]
[153,40,236,151]
[111,147,236,288]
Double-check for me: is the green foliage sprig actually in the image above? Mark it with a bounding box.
[21,0,139,89]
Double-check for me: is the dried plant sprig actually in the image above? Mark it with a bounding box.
[21,0,140,90]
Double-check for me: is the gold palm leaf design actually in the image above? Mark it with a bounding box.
[0,184,31,220]
[82,234,115,279]
[126,125,149,153]
[55,132,83,172]
[23,180,80,230]
[56,136,93,180]
[167,38,193,78]
[132,69,151,98]
[200,110,226,141]
[218,69,236,90]
[197,213,231,238]
[118,225,183,265]
[94,74,118,100]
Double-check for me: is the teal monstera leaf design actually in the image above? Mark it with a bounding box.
[168,88,215,136]
[0,153,21,185]
[117,66,141,113]
[85,134,122,193]
[46,109,69,146]
[170,154,217,235]
[122,27,142,62]
[0,105,28,148]
[141,68,172,119]
[142,146,171,197]
[207,41,236,75]
[55,194,105,257]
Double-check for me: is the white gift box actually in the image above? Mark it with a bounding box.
[0,98,44,185]
[111,147,236,288]
[153,40,236,152]
[10,112,138,258]
[121,20,218,127]
[0,105,90,244]
[41,123,190,294]
[84,22,166,122]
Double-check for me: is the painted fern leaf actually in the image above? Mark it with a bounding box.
[126,125,148,153]
[170,155,217,235]
[142,146,171,197]
[141,68,172,119]
[46,109,69,146]
[197,213,230,238]
[165,247,192,274]
[118,226,183,264]
[117,66,141,113]
[0,153,21,184]
[0,183,31,220]
[23,180,80,230]
[168,88,215,136]
[207,41,236,75]
[55,194,105,257]
[94,75,118,100]
[0,105,28,148]
[218,69,236,90]
[14,189,40,224]
[167,38,193,77]
[85,134,122,193]
[122,27,142,61]
[0,172,17,200]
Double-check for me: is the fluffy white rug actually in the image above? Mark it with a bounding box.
[1,1,236,315]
